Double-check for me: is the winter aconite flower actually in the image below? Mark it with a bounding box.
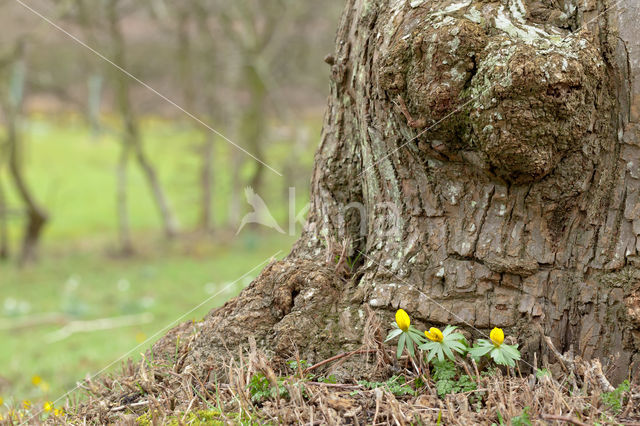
[31,375,42,386]
[385,309,425,358]
[490,327,504,346]
[43,402,53,413]
[419,325,468,362]
[22,400,31,410]
[396,309,410,332]
[425,327,444,342]
[470,328,521,367]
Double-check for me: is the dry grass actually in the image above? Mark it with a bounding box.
[4,320,640,425]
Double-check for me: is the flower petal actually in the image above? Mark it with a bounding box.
[395,309,410,332]
[490,327,505,346]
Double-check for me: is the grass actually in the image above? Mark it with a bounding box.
[0,115,315,408]
[2,113,316,243]
[0,233,296,404]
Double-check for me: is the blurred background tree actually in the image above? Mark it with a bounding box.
[0,0,342,404]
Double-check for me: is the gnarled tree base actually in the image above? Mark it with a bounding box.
[156,0,640,385]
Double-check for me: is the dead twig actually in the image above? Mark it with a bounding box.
[110,399,152,412]
[46,313,154,342]
[302,349,377,375]
[540,413,588,426]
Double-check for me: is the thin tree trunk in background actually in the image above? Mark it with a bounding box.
[116,143,133,255]
[199,138,214,231]
[75,0,103,138]
[107,0,179,241]
[7,111,48,265]
[228,148,242,228]
[176,8,195,115]
[158,0,640,384]
[241,62,267,196]
[5,41,48,265]
[176,6,214,232]
[132,146,179,237]
[0,177,9,259]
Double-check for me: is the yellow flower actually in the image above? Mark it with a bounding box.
[31,375,42,386]
[0,396,3,405]
[425,327,444,342]
[22,400,31,410]
[490,327,504,346]
[395,309,410,332]
[54,408,64,416]
[43,401,53,412]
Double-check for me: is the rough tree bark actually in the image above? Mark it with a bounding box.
[156,0,640,384]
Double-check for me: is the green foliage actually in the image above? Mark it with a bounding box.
[317,375,338,384]
[431,360,476,398]
[358,375,416,397]
[286,360,309,371]
[511,407,532,426]
[535,368,551,379]
[136,409,257,426]
[385,325,425,359]
[248,373,289,403]
[418,326,468,363]
[601,380,630,414]
[469,339,521,367]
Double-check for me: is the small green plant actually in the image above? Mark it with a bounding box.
[287,360,309,371]
[384,310,522,370]
[601,380,630,414]
[511,407,532,426]
[358,375,417,396]
[535,368,551,379]
[469,328,521,367]
[137,410,224,426]
[385,309,425,358]
[419,325,468,362]
[317,375,337,384]
[248,373,289,403]
[431,360,476,398]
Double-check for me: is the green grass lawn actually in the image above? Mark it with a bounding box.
[2,114,315,242]
[0,115,315,411]
[0,233,295,407]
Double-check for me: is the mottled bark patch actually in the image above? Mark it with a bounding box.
[380,2,609,184]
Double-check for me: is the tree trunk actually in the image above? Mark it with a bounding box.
[75,0,103,138]
[4,41,48,265]
[107,0,179,241]
[228,148,242,228]
[7,109,48,266]
[175,6,215,232]
[116,142,133,255]
[157,0,640,384]
[240,62,268,196]
[199,138,214,231]
[0,176,9,259]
